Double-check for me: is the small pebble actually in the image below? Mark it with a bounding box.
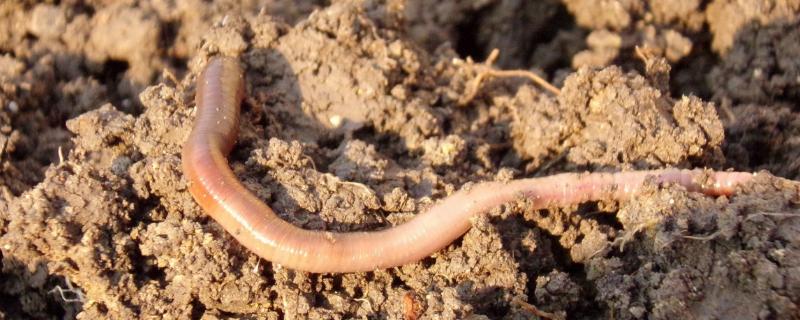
[7,101,18,113]
[329,115,343,128]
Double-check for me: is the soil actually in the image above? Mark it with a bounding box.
[1,0,799,319]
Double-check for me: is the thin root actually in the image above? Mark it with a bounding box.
[321,173,376,197]
[459,49,560,106]
[634,45,650,62]
[680,231,721,241]
[719,98,737,123]
[746,211,800,221]
[302,154,318,172]
[49,277,85,304]
[58,146,64,165]
[162,68,182,90]
[354,297,374,313]
[0,136,7,161]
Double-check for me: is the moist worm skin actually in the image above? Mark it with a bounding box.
[182,57,755,273]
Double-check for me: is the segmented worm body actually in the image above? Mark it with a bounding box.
[182,57,754,273]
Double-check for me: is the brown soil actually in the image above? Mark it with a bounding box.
[1,0,799,319]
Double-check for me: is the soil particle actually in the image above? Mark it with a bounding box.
[588,172,800,319]
[28,4,69,41]
[571,30,622,69]
[510,64,724,171]
[86,4,162,87]
[534,270,582,316]
[554,0,704,96]
[708,19,800,104]
[723,103,800,180]
[503,85,574,170]
[563,0,642,31]
[648,0,706,31]
[706,0,800,54]
[1,0,323,123]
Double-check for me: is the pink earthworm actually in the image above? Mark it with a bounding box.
[181,56,755,273]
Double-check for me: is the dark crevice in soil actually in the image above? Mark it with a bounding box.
[160,20,181,55]
[351,124,418,167]
[129,195,163,225]
[0,291,24,317]
[22,32,39,44]
[161,20,190,78]
[74,2,97,16]
[453,1,575,72]
[671,39,716,99]
[389,273,405,289]
[128,198,169,288]
[528,3,575,73]
[584,203,624,231]
[522,208,608,317]
[464,285,514,318]
[189,297,206,319]
[132,252,166,288]
[539,222,583,276]
[100,59,130,84]
[453,6,489,62]
[98,59,136,108]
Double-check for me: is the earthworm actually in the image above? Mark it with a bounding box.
[182,57,755,273]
